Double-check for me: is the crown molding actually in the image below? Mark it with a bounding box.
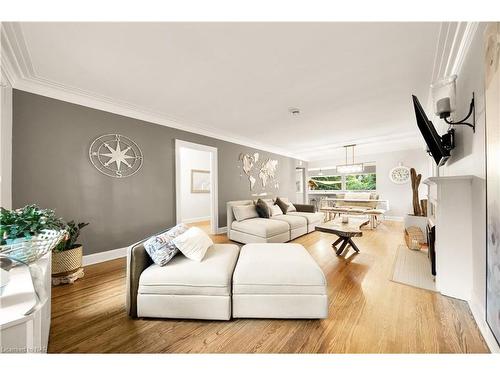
[426,22,481,113]
[1,24,18,86]
[295,131,423,161]
[5,22,471,163]
[2,22,302,161]
[431,22,481,83]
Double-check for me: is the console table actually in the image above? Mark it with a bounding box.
[0,252,51,353]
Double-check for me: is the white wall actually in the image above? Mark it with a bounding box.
[0,74,13,209]
[308,148,430,219]
[436,23,499,352]
[179,147,211,223]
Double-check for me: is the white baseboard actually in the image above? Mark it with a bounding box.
[181,216,211,224]
[469,298,500,353]
[216,226,227,234]
[82,247,127,266]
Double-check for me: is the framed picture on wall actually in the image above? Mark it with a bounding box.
[191,169,210,193]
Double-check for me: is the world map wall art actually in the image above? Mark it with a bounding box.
[238,153,279,191]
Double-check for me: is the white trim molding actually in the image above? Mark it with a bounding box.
[431,22,481,85]
[175,139,219,235]
[0,57,13,210]
[82,247,127,266]
[427,22,481,132]
[297,132,423,162]
[216,226,228,234]
[0,22,300,160]
[469,298,500,353]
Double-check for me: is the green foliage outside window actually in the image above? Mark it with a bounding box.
[308,175,342,190]
[345,173,376,190]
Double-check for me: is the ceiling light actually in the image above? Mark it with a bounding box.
[336,145,364,174]
[289,108,300,116]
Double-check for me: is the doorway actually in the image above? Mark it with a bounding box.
[175,140,218,234]
[295,167,306,204]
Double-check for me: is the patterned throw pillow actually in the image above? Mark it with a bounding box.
[143,223,189,266]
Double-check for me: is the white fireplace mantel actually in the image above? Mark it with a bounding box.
[423,175,475,301]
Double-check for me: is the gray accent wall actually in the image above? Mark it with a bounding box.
[12,90,304,255]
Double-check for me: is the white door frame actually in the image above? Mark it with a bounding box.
[0,71,13,209]
[175,139,218,234]
[295,167,307,204]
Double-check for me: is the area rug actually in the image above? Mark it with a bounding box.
[391,245,436,292]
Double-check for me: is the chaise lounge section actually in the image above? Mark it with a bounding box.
[126,232,240,320]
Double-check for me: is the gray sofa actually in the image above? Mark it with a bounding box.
[227,198,324,244]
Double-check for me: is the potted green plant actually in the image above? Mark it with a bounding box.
[1,205,66,296]
[1,205,65,246]
[52,221,89,276]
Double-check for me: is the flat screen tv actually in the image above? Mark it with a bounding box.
[412,95,452,167]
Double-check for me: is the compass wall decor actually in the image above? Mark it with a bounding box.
[89,134,143,178]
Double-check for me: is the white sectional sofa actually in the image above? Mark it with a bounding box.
[227,198,324,244]
[126,236,328,320]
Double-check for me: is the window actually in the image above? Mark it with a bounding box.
[308,167,377,192]
[345,173,376,191]
[308,175,342,190]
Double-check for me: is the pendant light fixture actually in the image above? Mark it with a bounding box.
[336,144,364,174]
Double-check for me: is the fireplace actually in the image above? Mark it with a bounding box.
[426,223,436,276]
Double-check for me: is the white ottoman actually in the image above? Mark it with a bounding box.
[232,243,328,319]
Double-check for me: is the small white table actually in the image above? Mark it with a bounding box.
[0,253,51,353]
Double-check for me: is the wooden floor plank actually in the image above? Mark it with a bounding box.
[48,220,489,353]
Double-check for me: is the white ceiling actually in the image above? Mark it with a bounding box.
[11,22,442,159]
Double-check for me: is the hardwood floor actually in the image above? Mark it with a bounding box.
[48,220,489,353]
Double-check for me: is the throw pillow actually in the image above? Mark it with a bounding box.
[172,226,213,262]
[287,202,297,212]
[275,197,290,213]
[255,198,272,218]
[270,204,283,217]
[143,223,189,266]
[232,204,259,222]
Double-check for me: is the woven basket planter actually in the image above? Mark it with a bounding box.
[52,246,83,275]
